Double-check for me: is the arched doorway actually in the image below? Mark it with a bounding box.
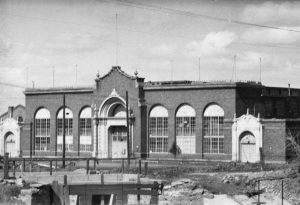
[4,132,17,157]
[98,90,130,158]
[240,132,256,163]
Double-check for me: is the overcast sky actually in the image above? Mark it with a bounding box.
[1,0,300,113]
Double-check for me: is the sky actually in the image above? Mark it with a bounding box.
[1,0,300,113]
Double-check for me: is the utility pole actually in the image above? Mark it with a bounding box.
[126,91,130,168]
[30,122,33,158]
[62,95,66,168]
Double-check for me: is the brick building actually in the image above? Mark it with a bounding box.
[21,66,300,163]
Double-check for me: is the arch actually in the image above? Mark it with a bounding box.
[79,106,92,118]
[240,131,256,144]
[99,96,126,117]
[203,103,224,117]
[108,103,126,117]
[35,107,50,119]
[57,107,73,118]
[176,104,196,117]
[4,131,14,140]
[149,105,168,117]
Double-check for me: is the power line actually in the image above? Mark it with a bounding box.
[0,82,26,89]
[2,12,300,50]
[108,0,300,33]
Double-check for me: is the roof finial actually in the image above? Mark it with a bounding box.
[96,71,100,79]
[134,70,138,77]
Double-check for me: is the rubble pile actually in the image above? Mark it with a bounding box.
[160,178,214,205]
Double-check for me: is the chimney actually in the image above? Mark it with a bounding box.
[8,106,14,118]
[288,83,291,97]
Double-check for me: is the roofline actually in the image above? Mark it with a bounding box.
[144,81,264,91]
[24,86,94,95]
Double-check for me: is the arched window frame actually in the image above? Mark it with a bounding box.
[79,107,92,152]
[35,108,51,151]
[149,105,168,153]
[203,104,224,154]
[57,107,73,152]
[175,104,196,154]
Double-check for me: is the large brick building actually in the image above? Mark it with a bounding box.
[21,66,300,163]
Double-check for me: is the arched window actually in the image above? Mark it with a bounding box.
[79,107,92,152]
[57,107,73,152]
[149,105,168,153]
[203,104,224,154]
[35,108,51,151]
[176,105,196,154]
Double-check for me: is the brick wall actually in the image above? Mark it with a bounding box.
[144,87,236,160]
[262,120,286,162]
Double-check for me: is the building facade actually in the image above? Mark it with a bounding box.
[0,105,25,157]
[21,67,300,162]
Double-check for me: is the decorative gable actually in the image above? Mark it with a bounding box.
[100,66,137,81]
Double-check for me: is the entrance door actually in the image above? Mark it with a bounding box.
[110,126,127,158]
[5,133,17,157]
[240,132,256,163]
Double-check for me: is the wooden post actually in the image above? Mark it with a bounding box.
[64,175,68,185]
[150,181,159,205]
[3,153,9,179]
[282,180,284,205]
[50,160,53,176]
[86,159,89,174]
[12,161,16,177]
[122,159,124,173]
[138,159,142,174]
[93,159,96,170]
[137,174,141,202]
[22,158,26,172]
[101,173,104,184]
[144,162,148,176]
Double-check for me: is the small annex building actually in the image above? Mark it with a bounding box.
[20,66,300,163]
[0,105,25,157]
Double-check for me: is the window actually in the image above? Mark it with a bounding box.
[79,107,92,152]
[176,105,196,154]
[57,107,73,152]
[203,104,224,154]
[35,108,51,151]
[17,116,23,123]
[149,106,168,153]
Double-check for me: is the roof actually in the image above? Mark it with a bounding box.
[0,104,25,119]
[144,80,263,90]
[24,86,94,95]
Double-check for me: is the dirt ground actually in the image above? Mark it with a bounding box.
[1,160,300,205]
